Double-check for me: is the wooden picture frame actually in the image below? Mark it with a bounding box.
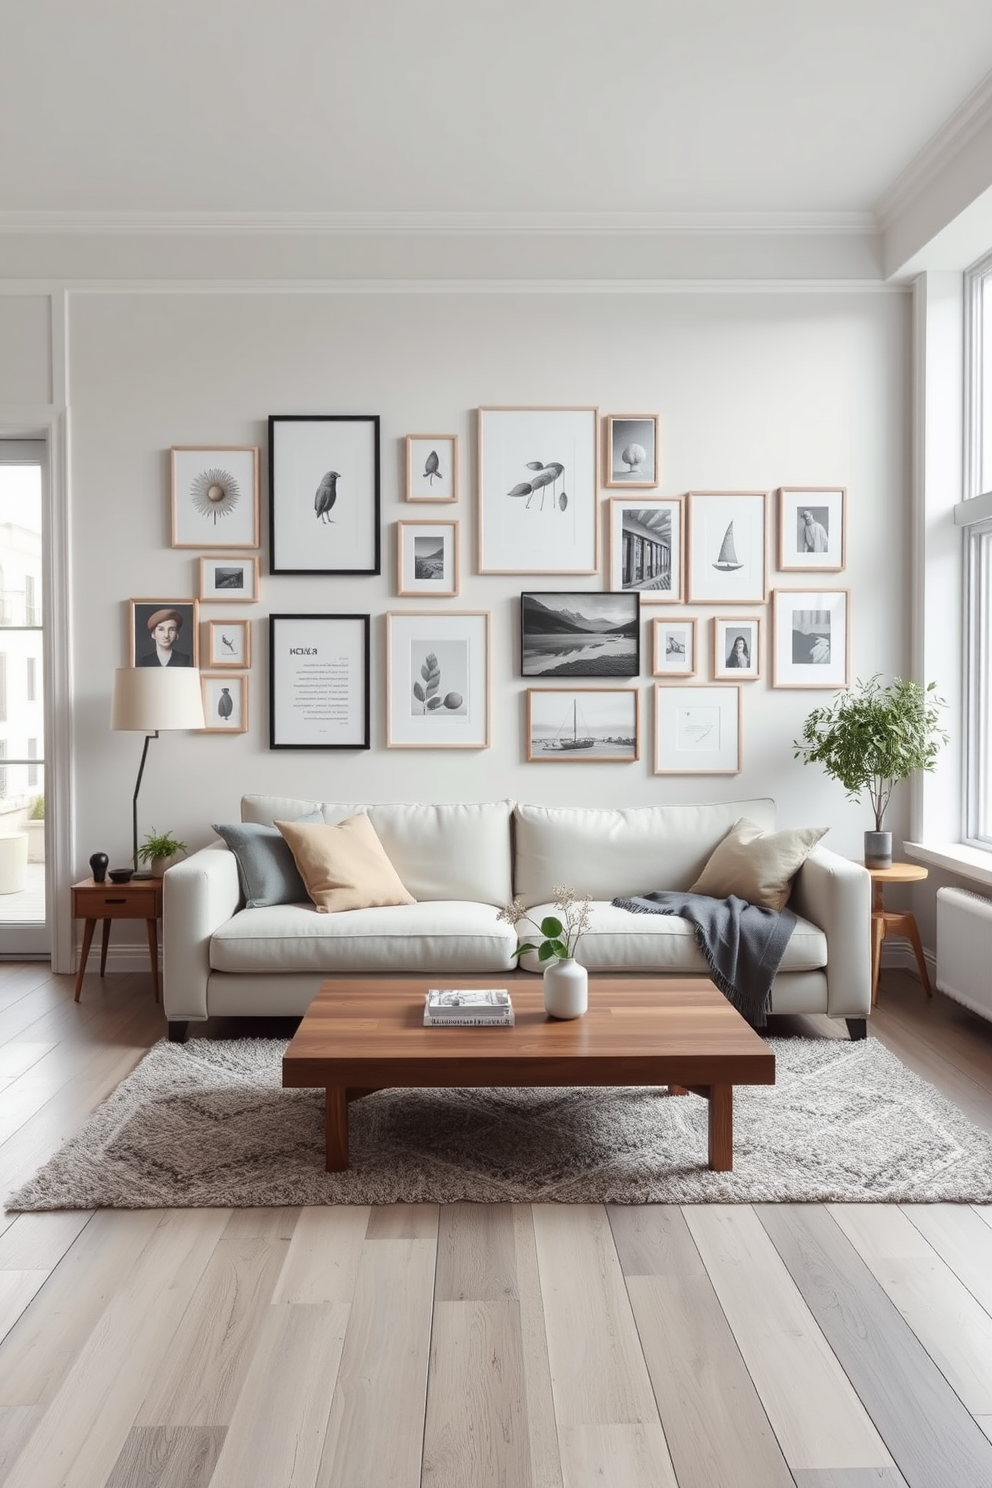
[653,684,742,775]
[170,446,260,549]
[520,591,640,678]
[687,490,768,605]
[268,415,381,575]
[396,520,460,598]
[127,598,199,668]
[651,616,697,677]
[205,617,251,668]
[603,414,660,488]
[405,435,459,502]
[712,615,762,680]
[778,486,847,572]
[200,673,248,733]
[771,589,850,688]
[269,613,371,749]
[386,610,490,749]
[198,554,260,603]
[526,687,640,762]
[608,495,684,601]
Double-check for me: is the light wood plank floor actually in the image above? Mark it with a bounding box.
[1,963,992,1487]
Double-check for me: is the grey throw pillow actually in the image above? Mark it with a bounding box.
[212,812,324,908]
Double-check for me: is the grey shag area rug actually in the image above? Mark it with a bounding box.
[8,1034,992,1209]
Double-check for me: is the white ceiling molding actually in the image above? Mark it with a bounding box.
[875,71,992,230]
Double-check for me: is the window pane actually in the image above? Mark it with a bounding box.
[984,278,992,495]
[0,465,42,627]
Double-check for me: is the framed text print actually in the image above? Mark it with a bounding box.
[771,589,850,688]
[778,487,846,572]
[687,490,768,605]
[269,613,370,749]
[477,406,598,574]
[654,684,742,775]
[608,496,684,602]
[268,415,381,575]
[386,610,490,749]
[171,447,259,549]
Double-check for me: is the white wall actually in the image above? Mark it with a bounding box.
[56,284,910,883]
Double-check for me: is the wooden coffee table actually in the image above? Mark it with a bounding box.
[282,974,775,1173]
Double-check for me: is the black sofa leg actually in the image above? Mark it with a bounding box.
[168,1020,189,1044]
[846,1017,867,1041]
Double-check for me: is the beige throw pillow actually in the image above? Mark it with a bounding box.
[688,817,827,911]
[275,813,416,914]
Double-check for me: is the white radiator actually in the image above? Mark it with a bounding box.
[936,886,992,1022]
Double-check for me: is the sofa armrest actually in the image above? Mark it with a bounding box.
[789,846,871,1017]
[162,842,241,1021]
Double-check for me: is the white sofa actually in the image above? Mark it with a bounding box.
[163,794,871,1041]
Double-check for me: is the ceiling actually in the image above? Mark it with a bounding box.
[2,1,991,224]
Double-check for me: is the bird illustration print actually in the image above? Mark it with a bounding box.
[314,470,340,523]
[422,450,441,485]
[220,632,236,655]
[217,687,233,721]
[506,460,566,511]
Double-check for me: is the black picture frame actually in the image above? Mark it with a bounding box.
[520,591,640,678]
[268,613,371,749]
[268,415,381,575]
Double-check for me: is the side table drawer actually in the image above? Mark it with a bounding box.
[72,888,160,918]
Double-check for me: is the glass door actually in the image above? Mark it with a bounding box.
[0,442,47,956]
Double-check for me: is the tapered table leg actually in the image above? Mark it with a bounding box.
[74,918,97,1002]
[325,1086,349,1171]
[99,918,112,975]
[708,1084,733,1171]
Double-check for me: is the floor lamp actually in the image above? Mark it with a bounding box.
[110,668,205,877]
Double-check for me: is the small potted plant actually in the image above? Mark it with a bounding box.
[497,884,592,1018]
[26,794,44,864]
[793,675,948,867]
[137,829,188,878]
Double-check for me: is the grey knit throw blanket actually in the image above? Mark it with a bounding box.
[611,890,796,1028]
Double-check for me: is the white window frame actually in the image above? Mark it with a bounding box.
[961,249,992,848]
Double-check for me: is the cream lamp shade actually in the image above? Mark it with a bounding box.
[110,667,205,874]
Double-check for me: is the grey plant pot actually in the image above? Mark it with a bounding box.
[864,830,893,869]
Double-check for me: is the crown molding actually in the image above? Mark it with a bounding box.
[0,209,877,239]
[875,70,992,229]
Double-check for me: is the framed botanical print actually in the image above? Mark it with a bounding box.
[170,446,260,549]
[201,673,248,734]
[396,520,459,598]
[651,616,697,676]
[712,616,761,680]
[268,415,381,575]
[608,496,684,601]
[778,487,846,571]
[198,554,260,603]
[603,414,659,488]
[653,684,742,775]
[526,687,639,762]
[386,610,490,748]
[771,589,850,688]
[128,599,198,668]
[205,617,251,668]
[520,591,639,678]
[477,406,599,574]
[405,435,459,502]
[687,490,768,605]
[269,613,371,749]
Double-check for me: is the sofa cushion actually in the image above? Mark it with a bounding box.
[209,900,520,975]
[212,811,323,909]
[241,796,513,905]
[275,813,416,913]
[512,799,778,905]
[689,818,828,910]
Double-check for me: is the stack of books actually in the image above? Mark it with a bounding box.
[423,988,514,1027]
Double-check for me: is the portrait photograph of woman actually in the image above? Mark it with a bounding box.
[712,616,760,679]
[128,599,199,668]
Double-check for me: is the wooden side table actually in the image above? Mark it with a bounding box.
[865,862,932,1007]
[71,877,163,1003]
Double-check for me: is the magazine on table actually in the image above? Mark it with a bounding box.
[424,988,514,1026]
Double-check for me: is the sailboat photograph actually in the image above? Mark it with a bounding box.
[687,490,768,604]
[712,521,744,571]
[527,688,639,762]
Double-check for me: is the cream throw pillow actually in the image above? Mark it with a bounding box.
[688,817,827,911]
[275,813,416,914]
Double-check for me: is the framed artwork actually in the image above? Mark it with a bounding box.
[608,496,684,601]
[198,554,260,603]
[170,446,259,550]
[201,673,248,734]
[651,616,697,677]
[778,486,846,571]
[405,435,459,502]
[205,617,251,668]
[687,491,768,605]
[526,688,639,762]
[654,684,742,775]
[268,415,381,575]
[477,406,599,575]
[772,589,850,688]
[396,520,459,598]
[128,599,198,668]
[386,610,490,749]
[712,615,762,680]
[520,592,639,678]
[269,613,370,749]
[603,414,659,488]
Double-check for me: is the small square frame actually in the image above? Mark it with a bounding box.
[205,617,251,669]
[653,684,742,775]
[128,598,199,668]
[171,446,259,549]
[201,673,248,733]
[405,435,459,502]
[526,688,640,762]
[771,588,850,688]
[651,616,697,677]
[603,414,660,488]
[687,490,768,604]
[386,610,490,749]
[608,496,684,601]
[712,615,762,680]
[396,520,460,597]
[198,554,260,603]
[778,487,846,571]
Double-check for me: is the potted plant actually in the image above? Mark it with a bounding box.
[137,828,188,878]
[497,884,592,1018]
[793,675,948,867]
[25,794,44,864]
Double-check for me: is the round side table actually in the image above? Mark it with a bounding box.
[863,861,932,1007]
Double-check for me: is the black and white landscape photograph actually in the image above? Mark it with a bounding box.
[397,520,459,597]
[527,688,639,761]
[520,592,640,677]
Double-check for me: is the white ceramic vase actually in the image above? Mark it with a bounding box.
[542,957,588,1019]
